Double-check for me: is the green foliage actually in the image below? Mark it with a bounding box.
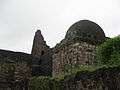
[29,36,120,90]
[29,65,115,90]
[72,65,96,73]
[29,64,120,90]
[61,62,100,76]
[29,76,51,90]
[96,36,120,65]
[29,76,62,90]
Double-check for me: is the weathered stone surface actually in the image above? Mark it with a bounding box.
[31,30,49,58]
[65,20,106,44]
[29,66,120,90]
[53,41,96,76]
[31,30,52,76]
[0,49,32,90]
[52,20,106,76]
[0,20,108,89]
[32,53,52,76]
[60,66,120,90]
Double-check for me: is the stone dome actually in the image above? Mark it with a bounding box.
[65,20,106,44]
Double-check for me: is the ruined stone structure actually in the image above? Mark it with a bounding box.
[0,19,107,89]
[60,66,120,90]
[31,30,52,76]
[65,20,105,44]
[0,50,32,90]
[0,30,52,90]
[30,20,105,77]
[52,20,106,76]
[30,20,106,76]
[31,30,50,58]
[29,66,120,90]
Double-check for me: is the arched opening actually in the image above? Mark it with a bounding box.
[41,51,44,56]
[39,59,42,65]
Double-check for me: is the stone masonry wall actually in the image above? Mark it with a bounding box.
[29,66,120,90]
[53,41,96,76]
[31,30,52,76]
[59,66,120,90]
[0,49,32,90]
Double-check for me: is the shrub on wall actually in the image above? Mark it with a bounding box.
[96,36,120,65]
[29,76,62,90]
[29,76,51,90]
[28,65,115,90]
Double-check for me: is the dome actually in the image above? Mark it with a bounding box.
[65,20,106,44]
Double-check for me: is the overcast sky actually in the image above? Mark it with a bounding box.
[0,0,120,53]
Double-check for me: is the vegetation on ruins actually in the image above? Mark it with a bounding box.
[29,36,120,90]
[96,36,120,65]
[29,65,119,90]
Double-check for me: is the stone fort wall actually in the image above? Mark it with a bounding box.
[0,50,32,90]
[53,40,96,76]
[52,20,105,76]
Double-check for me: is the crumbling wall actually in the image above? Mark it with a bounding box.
[52,20,106,77]
[0,49,32,90]
[31,30,52,76]
[60,66,120,90]
[29,66,120,90]
[53,41,96,76]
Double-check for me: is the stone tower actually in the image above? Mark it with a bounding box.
[52,20,106,76]
[31,30,52,76]
[31,30,48,58]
